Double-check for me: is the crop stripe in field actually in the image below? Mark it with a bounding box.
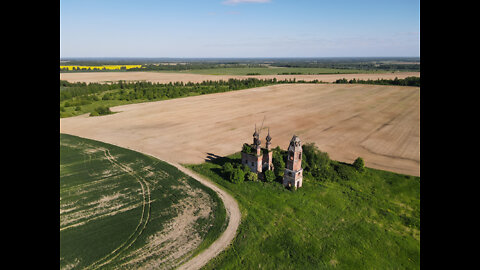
[84,148,151,270]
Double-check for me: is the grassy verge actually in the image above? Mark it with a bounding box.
[186,152,420,269]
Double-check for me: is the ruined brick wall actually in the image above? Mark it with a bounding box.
[241,151,263,173]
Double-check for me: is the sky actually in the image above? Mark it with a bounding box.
[60,0,420,58]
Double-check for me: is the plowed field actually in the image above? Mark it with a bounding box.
[60,83,420,176]
[60,71,420,84]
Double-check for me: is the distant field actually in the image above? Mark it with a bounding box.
[60,134,226,269]
[60,71,420,84]
[151,67,381,75]
[187,152,420,269]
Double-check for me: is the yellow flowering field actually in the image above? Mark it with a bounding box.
[60,65,142,71]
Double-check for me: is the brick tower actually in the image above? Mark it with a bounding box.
[262,128,274,172]
[241,125,263,173]
[241,125,274,176]
[283,135,303,189]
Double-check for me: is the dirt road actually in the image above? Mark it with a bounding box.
[170,162,240,270]
[60,71,420,84]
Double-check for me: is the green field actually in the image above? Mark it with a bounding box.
[151,67,383,76]
[60,134,227,269]
[187,152,420,269]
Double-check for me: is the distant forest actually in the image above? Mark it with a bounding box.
[60,57,420,72]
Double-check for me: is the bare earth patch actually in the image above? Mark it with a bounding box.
[117,177,215,269]
[60,83,419,176]
[60,71,420,84]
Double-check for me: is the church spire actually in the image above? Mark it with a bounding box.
[265,128,272,150]
[266,128,272,142]
[253,124,260,146]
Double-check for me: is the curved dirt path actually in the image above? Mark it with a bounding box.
[167,162,240,270]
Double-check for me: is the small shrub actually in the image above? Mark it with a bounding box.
[90,105,112,116]
[102,93,112,100]
[75,106,81,111]
[242,143,253,154]
[352,157,365,172]
[264,170,275,182]
[246,172,258,182]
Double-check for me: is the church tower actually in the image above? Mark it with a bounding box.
[262,128,274,171]
[283,135,303,189]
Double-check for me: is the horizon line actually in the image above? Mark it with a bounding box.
[60,56,420,59]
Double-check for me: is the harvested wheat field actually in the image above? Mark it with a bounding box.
[60,83,420,176]
[60,71,420,84]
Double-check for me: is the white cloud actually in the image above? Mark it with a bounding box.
[222,0,271,5]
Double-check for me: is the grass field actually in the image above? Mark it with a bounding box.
[60,134,227,269]
[186,152,420,269]
[150,67,382,75]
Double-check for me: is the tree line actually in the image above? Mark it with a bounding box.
[128,63,263,71]
[334,76,420,87]
[60,78,320,103]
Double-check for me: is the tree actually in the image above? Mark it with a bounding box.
[272,148,285,178]
[264,170,275,182]
[302,143,330,174]
[222,162,234,178]
[352,157,365,172]
[241,164,251,175]
[230,168,245,184]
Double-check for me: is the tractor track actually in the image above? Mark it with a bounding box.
[84,148,152,270]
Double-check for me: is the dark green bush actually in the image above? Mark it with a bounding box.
[352,157,365,172]
[242,143,254,154]
[302,143,331,179]
[334,163,357,181]
[272,147,285,178]
[230,168,245,184]
[90,105,112,116]
[264,170,275,182]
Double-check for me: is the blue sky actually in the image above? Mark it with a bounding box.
[60,0,420,58]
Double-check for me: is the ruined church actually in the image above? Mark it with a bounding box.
[241,125,303,189]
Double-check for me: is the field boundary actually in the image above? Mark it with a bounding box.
[166,162,241,270]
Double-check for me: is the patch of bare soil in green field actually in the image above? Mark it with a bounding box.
[60,135,223,270]
[118,177,215,269]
